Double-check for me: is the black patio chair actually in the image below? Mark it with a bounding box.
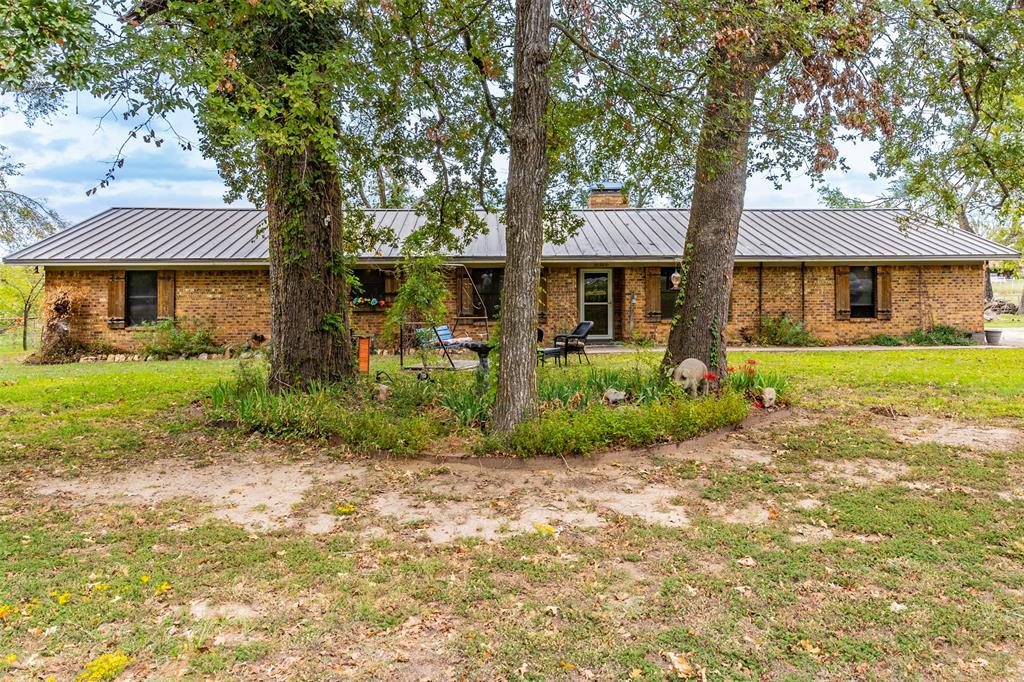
[537,328,566,367]
[554,321,594,365]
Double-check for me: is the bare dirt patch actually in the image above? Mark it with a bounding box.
[189,599,260,620]
[885,416,1024,452]
[29,418,785,543]
[812,458,909,485]
[34,456,364,533]
[789,523,835,544]
[711,501,773,526]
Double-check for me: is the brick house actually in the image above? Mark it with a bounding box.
[4,189,1018,349]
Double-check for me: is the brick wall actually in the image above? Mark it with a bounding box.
[45,268,271,350]
[46,261,984,351]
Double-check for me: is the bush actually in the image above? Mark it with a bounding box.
[853,325,975,347]
[752,315,822,347]
[725,358,790,401]
[902,325,974,346]
[854,334,903,347]
[537,364,668,408]
[209,361,769,458]
[210,363,447,455]
[480,389,750,457]
[134,318,223,357]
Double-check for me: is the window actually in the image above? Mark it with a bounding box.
[465,268,503,318]
[354,269,386,300]
[659,267,680,319]
[352,268,396,309]
[125,271,158,327]
[849,266,876,318]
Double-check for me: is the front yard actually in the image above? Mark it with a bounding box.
[1,350,1023,680]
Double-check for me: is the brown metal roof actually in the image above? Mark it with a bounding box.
[3,206,1018,265]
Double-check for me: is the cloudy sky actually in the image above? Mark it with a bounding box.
[1,94,889,225]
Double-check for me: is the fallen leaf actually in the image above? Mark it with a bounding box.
[796,639,821,655]
[664,651,694,678]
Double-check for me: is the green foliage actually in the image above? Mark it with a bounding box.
[210,363,446,455]
[853,333,903,347]
[752,315,822,347]
[480,390,749,457]
[854,325,975,347]
[0,265,43,318]
[537,365,670,407]
[209,359,754,457]
[725,359,791,402]
[438,386,490,428]
[133,319,223,358]
[383,254,450,342]
[902,325,975,346]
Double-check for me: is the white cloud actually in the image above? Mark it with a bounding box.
[1,92,889,224]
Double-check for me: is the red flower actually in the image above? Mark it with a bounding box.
[746,358,758,365]
[726,366,735,373]
[753,399,764,409]
[704,371,719,381]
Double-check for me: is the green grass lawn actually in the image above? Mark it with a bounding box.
[2,349,1023,680]
[987,314,1024,329]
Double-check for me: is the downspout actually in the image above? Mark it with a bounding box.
[800,262,806,322]
[918,266,925,328]
[757,262,764,332]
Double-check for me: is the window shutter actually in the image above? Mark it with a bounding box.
[384,270,398,296]
[645,269,662,318]
[157,270,176,321]
[107,271,126,329]
[538,267,548,316]
[876,267,892,320]
[834,266,851,320]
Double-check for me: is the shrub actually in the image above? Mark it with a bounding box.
[210,362,766,458]
[480,389,749,457]
[853,325,975,347]
[537,364,668,408]
[725,359,790,401]
[210,364,447,455]
[902,325,974,346]
[134,318,223,357]
[438,383,491,427]
[854,334,903,346]
[31,285,88,363]
[752,314,822,347]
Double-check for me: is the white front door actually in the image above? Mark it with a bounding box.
[579,269,613,340]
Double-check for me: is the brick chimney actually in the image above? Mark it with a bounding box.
[587,182,628,209]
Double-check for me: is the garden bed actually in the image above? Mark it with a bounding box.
[207,359,785,458]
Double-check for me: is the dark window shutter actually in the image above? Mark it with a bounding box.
[876,267,892,320]
[157,270,176,321]
[384,270,398,296]
[645,269,661,318]
[107,271,126,329]
[834,266,851,320]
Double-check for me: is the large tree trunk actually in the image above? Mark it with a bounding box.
[264,146,355,390]
[491,0,551,433]
[662,47,782,376]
